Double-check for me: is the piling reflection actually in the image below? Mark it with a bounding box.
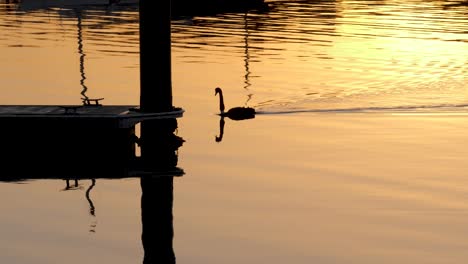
[141,175,176,264]
[0,117,184,263]
[139,118,183,264]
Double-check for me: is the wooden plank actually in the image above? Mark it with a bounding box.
[0,105,184,128]
[0,105,134,116]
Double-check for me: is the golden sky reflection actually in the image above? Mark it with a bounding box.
[0,0,468,263]
[0,6,140,105]
[172,0,467,112]
[176,113,468,263]
[0,179,143,264]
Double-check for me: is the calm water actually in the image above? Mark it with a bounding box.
[1,0,468,263]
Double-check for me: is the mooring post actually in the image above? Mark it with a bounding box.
[139,0,173,112]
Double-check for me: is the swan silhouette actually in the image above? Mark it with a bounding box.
[215,87,255,120]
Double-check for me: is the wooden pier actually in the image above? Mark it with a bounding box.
[0,0,185,182]
[0,105,184,128]
[0,104,185,180]
[0,106,185,180]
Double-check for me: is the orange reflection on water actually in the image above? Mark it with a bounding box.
[176,113,468,263]
[0,7,140,105]
[0,0,468,263]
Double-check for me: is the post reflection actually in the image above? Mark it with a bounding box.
[139,118,184,264]
[0,116,184,262]
[141,176,176,264]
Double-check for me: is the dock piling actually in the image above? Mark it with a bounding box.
[139,0,173,113]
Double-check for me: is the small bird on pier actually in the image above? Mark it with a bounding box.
[215,87,255,120]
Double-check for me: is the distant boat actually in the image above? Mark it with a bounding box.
[14,0,268,15]
[16,0,137,11]
[173,0,267,16]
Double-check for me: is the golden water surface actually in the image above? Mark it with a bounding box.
[0,0,467,263]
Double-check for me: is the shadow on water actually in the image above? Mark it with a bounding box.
[0,0,186,242]
[0,117,184,264]
[0,1,196,261]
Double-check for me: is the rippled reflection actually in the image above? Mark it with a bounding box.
[172,0,467,112]
[0,0,467,110]
[1,1,468,263]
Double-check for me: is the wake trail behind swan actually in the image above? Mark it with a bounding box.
[255,103,468,115]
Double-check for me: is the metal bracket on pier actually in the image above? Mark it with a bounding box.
[82,97,104,106]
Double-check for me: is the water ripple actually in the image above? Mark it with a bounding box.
[0,0,466,111]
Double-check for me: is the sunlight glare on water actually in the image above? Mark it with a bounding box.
[0,0,466,111]
[0,0,468,263]
[172,0,468,113]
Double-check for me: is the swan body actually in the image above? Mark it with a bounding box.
[215,87,255,120]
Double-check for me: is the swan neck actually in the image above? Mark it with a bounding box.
[217,90,225,113]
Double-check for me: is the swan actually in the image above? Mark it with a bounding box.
[215,87,255,120]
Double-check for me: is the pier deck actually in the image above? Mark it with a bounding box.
[0,105,184,128]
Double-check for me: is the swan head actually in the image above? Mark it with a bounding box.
[215,87,222,95]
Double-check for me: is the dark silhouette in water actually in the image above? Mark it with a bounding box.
[215,87,255,120]
[215,117,225,142]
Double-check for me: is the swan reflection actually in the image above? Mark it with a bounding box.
[215,117,225,142]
